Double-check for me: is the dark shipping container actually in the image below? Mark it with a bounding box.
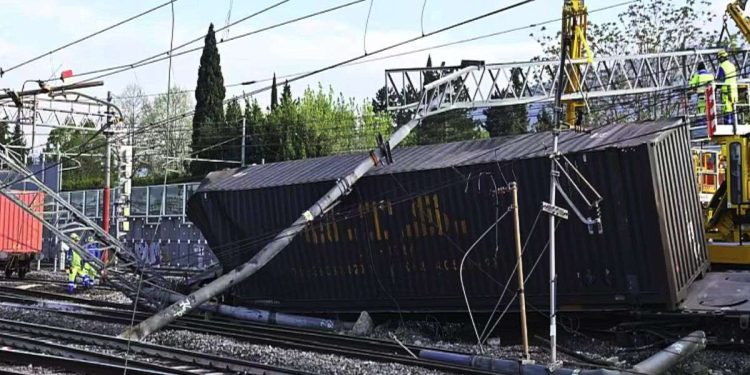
[188,119,708,313]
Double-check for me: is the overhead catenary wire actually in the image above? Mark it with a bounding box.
[420,0,429,36]
[34,0,540,170]
[10,47,705,194]
[40,0,291,84]
[109,0,636,100]
[67,0,357,84]
[14,33,720,207]
[460,207,513,353]
[363,0,375,54]
[0,0,177,76]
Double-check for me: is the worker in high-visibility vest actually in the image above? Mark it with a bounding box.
[690,62,715,138]
[716,50,739,125]
[66,233,82,294]
[82,236,100,288]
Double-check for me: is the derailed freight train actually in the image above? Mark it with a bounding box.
[188,119,708,313]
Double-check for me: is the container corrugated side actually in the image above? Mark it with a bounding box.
[192,124,707,313]
[0,191,44,253]
[648,126,708,305]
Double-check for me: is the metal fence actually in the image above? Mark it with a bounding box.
[42,182,217,269]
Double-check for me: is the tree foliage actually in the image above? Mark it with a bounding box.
[8,122,26,161]
[238,84,391,165]
[140,86,193,175]
[483,67,529,136]
[44,120,108,190]
[534,0,721,57]
[191,23,226,176]
[532,0,723,127]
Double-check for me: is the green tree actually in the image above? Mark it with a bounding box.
[0,120,9,153]
[372,85,414,128]
[139,86,194,176]
[270,73,278,111]
[9,123,27,162]
[532,0,722,127]
[243,98,265,164]
[222,99,244,165]
[44,121,109,190]
[191,23,226,176]
[483,67,529,137]
[534,106,555,132]
[412,56,480,145]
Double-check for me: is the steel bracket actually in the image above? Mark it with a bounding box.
[542,202,569,220]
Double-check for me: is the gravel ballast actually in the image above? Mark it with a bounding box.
[2,271,749,374]
[147,329,445,375]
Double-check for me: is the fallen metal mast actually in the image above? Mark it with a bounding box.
[121,65,483,340]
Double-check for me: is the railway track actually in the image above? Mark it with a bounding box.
[0,276,118,292]
[0,318,303,375]
[0,287,515,374]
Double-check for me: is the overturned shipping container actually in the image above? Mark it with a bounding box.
[188,119,707,313]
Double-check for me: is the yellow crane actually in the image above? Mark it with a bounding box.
[726,0,750,42]
[561,0,592,128]
[703,0,750,264]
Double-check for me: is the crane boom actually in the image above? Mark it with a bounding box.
[562,0,591,128]
[727,0,750,43]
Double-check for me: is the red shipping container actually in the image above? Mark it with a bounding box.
[0,191,44,254]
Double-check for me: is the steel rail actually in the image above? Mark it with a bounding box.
[0,290,503,375]
[0,348,172,375]
[0,332,195,374]
[0,318,301,375]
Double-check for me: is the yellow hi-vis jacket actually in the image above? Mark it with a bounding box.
[718,60,739,113]
[689,70,714,114]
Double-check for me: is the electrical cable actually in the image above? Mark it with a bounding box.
[363,0,375,54]
[479,207,543,341]
[110,0,635,100]
[459,207,512,353]
[67,0,356,84]
[420,0,429,36]
[48,0,290,82]
[0,0,177,76]
[481,221,560,346]
[6,51,703,195]
[5,0,538,189]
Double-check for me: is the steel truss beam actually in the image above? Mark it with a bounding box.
[386,48,750,112]
[0,94,128,133]
[0,147,170,307]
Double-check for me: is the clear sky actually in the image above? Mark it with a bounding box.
[0,0,733,146]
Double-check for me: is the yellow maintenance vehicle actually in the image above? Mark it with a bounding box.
[702,0,750,264]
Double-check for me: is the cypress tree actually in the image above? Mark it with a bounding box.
[483,67,529,137]
[270,73,278,111]
[414,55,477,145]
[191,23,226,176]
[0,121,8,153]
[224,99,243,165]
[10,123,27,161]
[281,80,292,105]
